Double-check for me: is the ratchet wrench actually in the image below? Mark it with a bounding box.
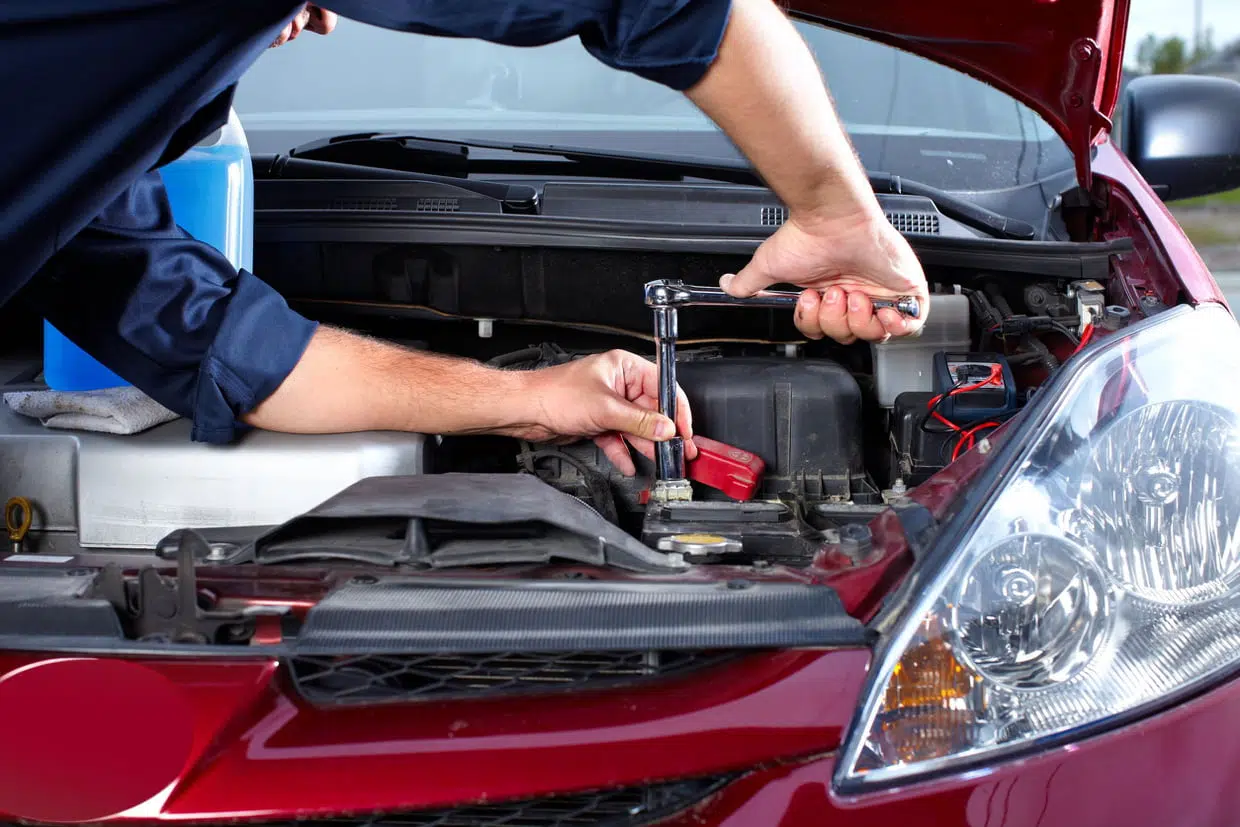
[643,280,919,502]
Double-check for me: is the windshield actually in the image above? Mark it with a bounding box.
[235,17,1073,192]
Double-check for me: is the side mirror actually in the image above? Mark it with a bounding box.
[1120,74,1240,202]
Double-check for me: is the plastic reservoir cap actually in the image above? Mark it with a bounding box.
[686,436,766,501]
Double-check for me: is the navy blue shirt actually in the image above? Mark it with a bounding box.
[3,0,732,442]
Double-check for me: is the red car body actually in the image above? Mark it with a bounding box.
[4,1,1236,825]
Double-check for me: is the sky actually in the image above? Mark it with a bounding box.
[1126,0,1240,65]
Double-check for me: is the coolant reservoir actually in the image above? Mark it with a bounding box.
[43,108,254,391]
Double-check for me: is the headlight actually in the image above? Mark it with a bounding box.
[837,304,1240,790]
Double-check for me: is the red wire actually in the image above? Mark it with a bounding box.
[926,364,1005,433]
[940,324,1093,463]
[952,420,1002,461]
[1072,323,1095,355]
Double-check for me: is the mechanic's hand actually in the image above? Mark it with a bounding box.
[515,350,697,476]
[270,4,338,48]
[721,210,928,344]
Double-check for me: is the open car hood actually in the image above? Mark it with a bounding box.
[789,0,1130,188]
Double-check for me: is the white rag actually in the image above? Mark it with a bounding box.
[4,386,179,435]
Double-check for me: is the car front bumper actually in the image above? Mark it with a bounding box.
[1,647,1235,826]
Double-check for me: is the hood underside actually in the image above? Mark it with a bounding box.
[789,0,1130,188]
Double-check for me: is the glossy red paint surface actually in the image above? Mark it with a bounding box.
[0,649,868,821]
[790,0,1130,185]
[1093,138,1228,308]
[657,673,1240,826]
[0,659,195,823]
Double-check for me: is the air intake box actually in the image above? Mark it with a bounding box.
[675,357,863,500]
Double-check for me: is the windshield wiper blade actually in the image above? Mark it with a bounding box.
[285,131,759,185]
[867,173,1036,240]
[285,132,1037,239]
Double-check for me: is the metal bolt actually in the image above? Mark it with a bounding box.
[1074,40,1096,61]
[477,319,495,338]
[838,522,874,563]
[206,543,235,562]
[224,624,251,642]
[1069,94,1085,108]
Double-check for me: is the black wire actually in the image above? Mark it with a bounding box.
[920,370,1022,436]
[1048,320,1081,345]
[936,413,1016,465]
[920,375,970,435]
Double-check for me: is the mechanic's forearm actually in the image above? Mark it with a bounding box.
[241,326,534,435]
[687,0,879,223]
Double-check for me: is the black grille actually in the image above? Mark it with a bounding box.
[415,197,461,212]
[760,205,787,226]
[253,777,731,827]
[332,197,399,211]
[290,650,739,705]
[885,211,940,235]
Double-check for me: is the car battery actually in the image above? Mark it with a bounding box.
[932,352,1016,421]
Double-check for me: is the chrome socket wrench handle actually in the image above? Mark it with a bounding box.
[651,302,689,504]
[651,304,682,478]
[643,279,920,501]
[644,280,920,318]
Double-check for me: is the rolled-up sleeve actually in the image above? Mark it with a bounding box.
[36,172,318,444]
[331,0,733,91]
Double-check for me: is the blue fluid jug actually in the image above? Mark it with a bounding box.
[44,109,254,391]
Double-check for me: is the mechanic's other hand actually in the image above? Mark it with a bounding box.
[270,4,338,48]
[721,210,928,344]
[517,350,696,476]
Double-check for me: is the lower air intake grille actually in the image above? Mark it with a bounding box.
[235,777,733,827]
[885,211,940,235]
[290,650,740,705]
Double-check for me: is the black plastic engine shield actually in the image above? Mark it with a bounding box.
[294,577,870,654]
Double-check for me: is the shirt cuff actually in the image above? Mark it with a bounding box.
[37,172,319,445]
[189,270,318,443]
[582,0,733,91]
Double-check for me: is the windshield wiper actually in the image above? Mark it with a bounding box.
[283,132,1037,240]
[865,173,1036,240]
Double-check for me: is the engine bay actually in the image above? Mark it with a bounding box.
[428,274,1116,569]
[0,226,1143,645]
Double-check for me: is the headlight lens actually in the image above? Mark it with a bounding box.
[839,305,1240,789]
[952,533,1110,688]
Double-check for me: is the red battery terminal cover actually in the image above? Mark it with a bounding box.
[685,436,766,501]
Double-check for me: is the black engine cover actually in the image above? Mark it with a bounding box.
[676,357,864,500]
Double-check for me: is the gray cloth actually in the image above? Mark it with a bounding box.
[4,386,178,435]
